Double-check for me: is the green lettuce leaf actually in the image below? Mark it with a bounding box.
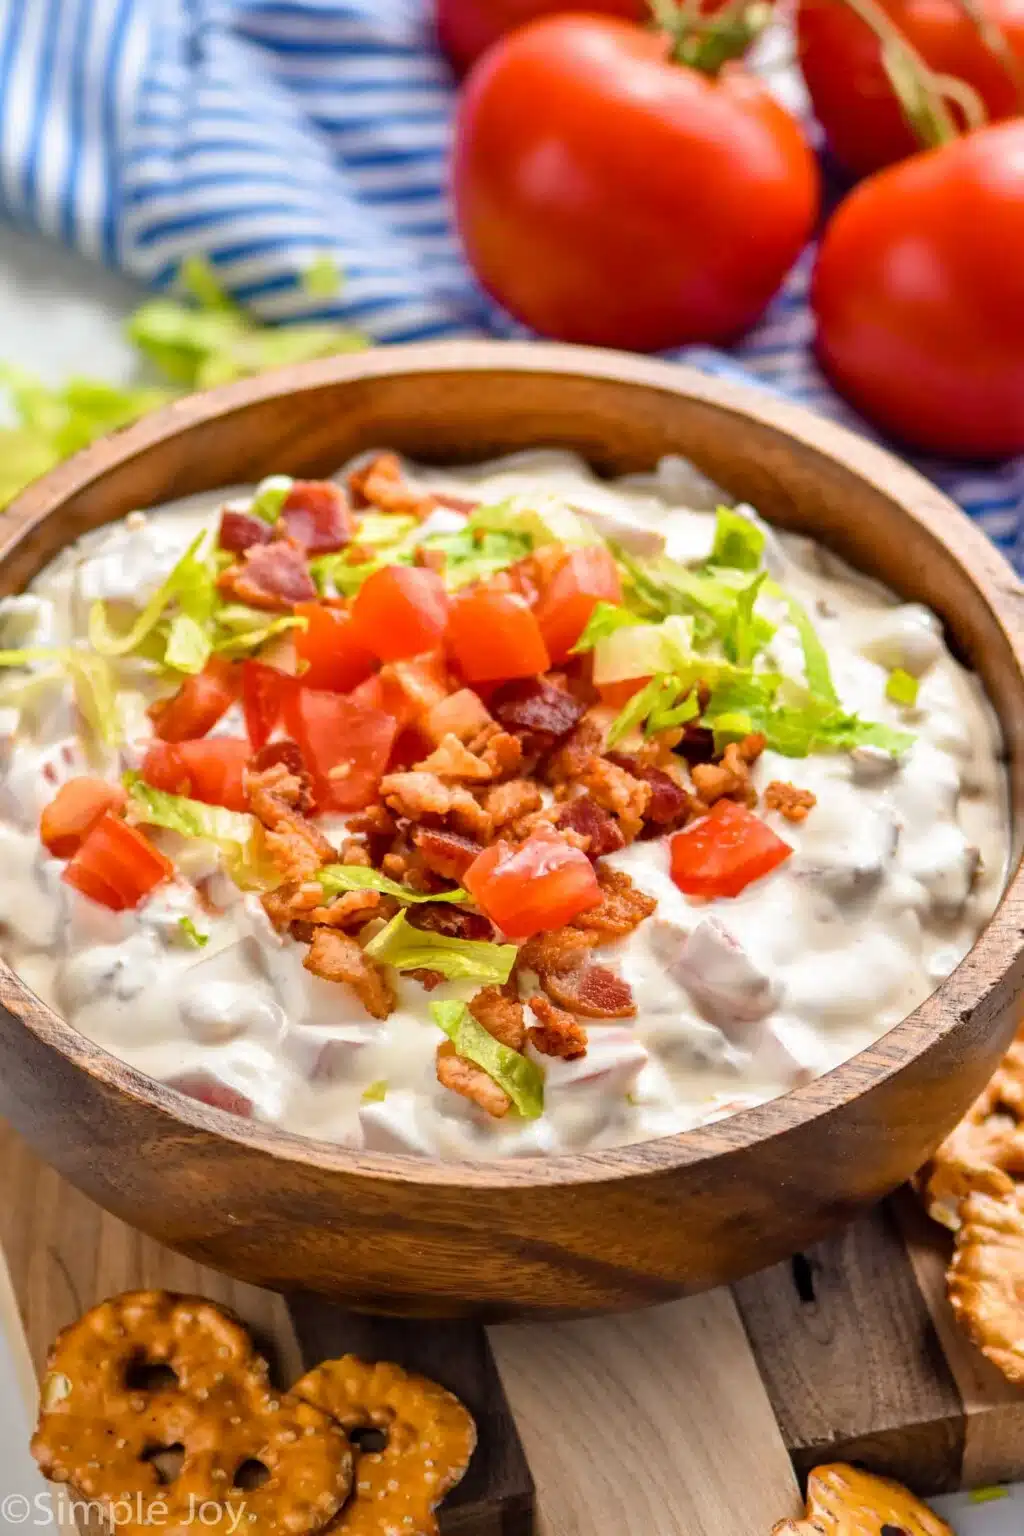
[722,572,772,669]
[177,915,209,948]
[355,513,419,547]
[0,645,122,746]
[164,613,213,675]
[318,865,469,906]
[615,547,772,653]
[775,587,838,704]
[592,614,694,685]
[570,601,643,654]
[250,475,293,524]
[430,1000,544,1119]
[886,668,919,707]
[361,1080,388,1104]
[211,612,305,656]
[710,507,765,571]
[89,532,214,658]
[606,674,700,748]
[419,526,532,590]
[469,495,600,549]
[364,911,517,983]
[124,773,276,887]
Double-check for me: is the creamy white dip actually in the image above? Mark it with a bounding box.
[0,452,1009,1159]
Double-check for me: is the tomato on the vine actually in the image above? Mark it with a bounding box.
[436,0,645,74]
[453,14,819,351]
[812,119,1024,459]
[797,0,1024,179]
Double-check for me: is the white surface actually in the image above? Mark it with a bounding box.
[0,220,1020,1534]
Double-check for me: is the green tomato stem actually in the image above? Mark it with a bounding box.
[648,0,771,74]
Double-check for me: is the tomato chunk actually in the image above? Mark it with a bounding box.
[280,480,355,554]
[536,546,622,663]
[286,689,398,812]
[40,777,127,859]
[349,566,450,663]
[447,587,550,683]
[241,660,297,751]
[142,738,251,813]
[149,656,239,742]
[63,813,174,911]
[294,601,377,694]
[670,799,792,899]
[597,676,651,709]
[464,829,601,939]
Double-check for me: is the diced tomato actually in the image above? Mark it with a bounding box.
[241,660,298,751]
[294,601,377,693]
[464,829,602,939]
[141,738,251,813]
[280,481,356,554]
[63,813,174,911]
[447,587,550,683]
[349,566,450,662]
[597,676,652,709]
[670,799,793,899]
[286,689,398,812]
[149,656,239,743]
[535,546,622,663]
[347,652,449,731]
[40,777,127,859]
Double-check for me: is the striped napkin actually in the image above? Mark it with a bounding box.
[0,0,1020,567]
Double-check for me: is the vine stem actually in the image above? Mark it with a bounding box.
[647,0,772,73]
[952,0,1024,111]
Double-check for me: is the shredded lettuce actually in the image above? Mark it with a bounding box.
[592,614,694,685]
[355,513,419,547]
[177,915,209,948]
[570,601,643,654]
[430,1000,544,1119]
[89,532,214,658]
[468,495,600,549]
[0,645,122,746]
[211,612,305,656]
[318,865,469,906]
[361,1080,388,1104]
[418,526,532,590]
[364,911,517,983]
[886,668,919,707]
[251,475,293,524]
[710,507,765,571]
[773,587,838,704]
[722,572,772,669]
[606,675,700,748]
[704,675,914,758]
[124,773,275,887]
[164,613,213,675]
[615,547,772,653]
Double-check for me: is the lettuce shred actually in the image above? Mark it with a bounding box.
[364,911,517,982]
[431,1000,544,1119]
[318,865,469,906]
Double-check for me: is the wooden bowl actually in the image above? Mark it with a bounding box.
[0,341,1021,1320]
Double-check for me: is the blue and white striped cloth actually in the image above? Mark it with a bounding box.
[1,0,1021,566]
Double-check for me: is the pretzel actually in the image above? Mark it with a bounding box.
[771,1463,953,1535]
[292,1356,476,1536]
[32,1291,353,1536]
[948,1187,1024,1384]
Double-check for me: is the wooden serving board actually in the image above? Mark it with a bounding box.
[3,1122,1022,1535]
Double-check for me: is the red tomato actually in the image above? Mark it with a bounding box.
[141,738,251,813]
[670,799,792,898]
[447,587,550,682]
[454,15,819,350]
[149,656,239,743]
[436,0,645,73]
[597,676,652,708]
[812,120,1024,459]
[286,689,398,812]
[464,829,602,937]
[798,0,1024,180]
[349,566,450,663]
[40,777,127,859]
[63,813,174,911]
[295,601,377,693]
[241,660,297,751]
[536,546,622,663]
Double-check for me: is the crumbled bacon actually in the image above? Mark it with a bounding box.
[408,904,497,943]
[408,967,445,991]
[379,771,491,840]
[250,740,315,812]
[606,753,694,833]
[246,759,334,882]
[278,480,355,554]
[544,964,636,1019]
[303,928,395,1020]
[691,734,764,809]
[263,884,382,934]
[436,1041,510,1118]
[219,509,272,553]
[677,724,717,766]
[528,996,588,1060]
[491,677,587,749]
[414,827,483,882]
[579,757,651,843]
[485,778,542,830]
[309,889,383,930]
[424,688,494,747]
[764,781,817,823]
[217,537,316,610]
[339,837,373,868]
[348,452,436,520]
[556,795,626,859]
[571,866,656,940]
[544,716,604,784]
[414,734,493,782]
[469,985,526,1051]
[518,926,596,977]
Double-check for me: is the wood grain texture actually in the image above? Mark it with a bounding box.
[0,341,1021,1316]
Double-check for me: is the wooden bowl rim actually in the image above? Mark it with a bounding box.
[3,338,1023,1192]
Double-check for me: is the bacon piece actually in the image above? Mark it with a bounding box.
[691,736,763,809]
[677,724,717,766]
[556,795,626,859]
[424,688,494,748]
[436,1042,510,1118]
[246,759,334,882]
[528,996,588,1060]
[348,452,436,520]
[579,757,651,842]
[764,781,817,823]
[279,480,355,554]
[408,904,497,943]
[607,753,694,833]
[571,866,656,940]
[484,778,543,831]
[249,739,315,812]
[379,771,492,841]
[432,492,480,515]
[414,734,493,782]
[219,509,272,554]
[544,964,636,1019]
[518,927,595,977]
[413,827,483,882]
[544,716,604,784]
[490,677,586,748]
[408,967,445,991]
[217,537,316,610]
[469,985,526,1051]
[303,928,395,1020]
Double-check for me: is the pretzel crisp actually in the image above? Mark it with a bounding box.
[292,1356,476,1536]
[948,1187,1024,1384]
[32,1292,353,1536]
[771,1463,953,1535]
